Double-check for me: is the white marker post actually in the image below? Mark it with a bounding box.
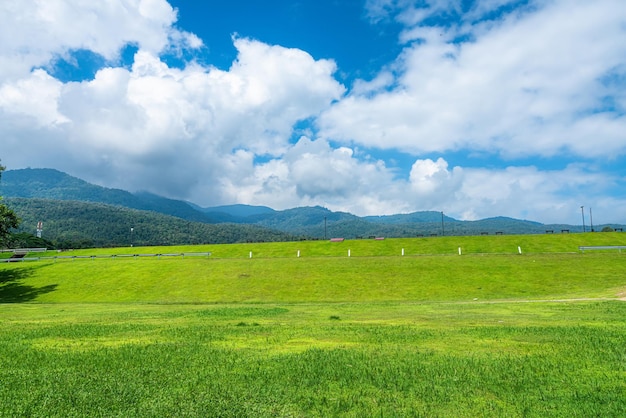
[297,250,300,258]
[402,248,405,256]
[348,249,351,257]
[249,251,252,258]
[518,246,522,254]
[458,247,462,255]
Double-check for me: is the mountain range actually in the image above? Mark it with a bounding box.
[1,168,620,248]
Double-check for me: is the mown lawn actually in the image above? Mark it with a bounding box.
[1,302,625,417]
[1,234,625,416]
[2,252,625,303]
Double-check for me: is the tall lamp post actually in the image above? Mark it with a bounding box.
[580,206,585,233]
[441,211,445,236]
[589,207,594,232]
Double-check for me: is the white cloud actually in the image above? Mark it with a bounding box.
[217,137,413,215]
[0,0,194,82]
[210,141,625,224]
[320,0,626,159]
[0,0,344,202]
[409,158,463,202]
[0,69,67,126]
[450,164,622,224]
[1,0,625,227]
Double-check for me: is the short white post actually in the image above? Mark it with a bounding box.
[402,248,405,256]
[249,251,252,258]
[297,250,300,258]
[458,247,462,255]
[518,246,522,254]
[348,249,351,257]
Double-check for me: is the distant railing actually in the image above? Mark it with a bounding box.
[0,248,47,253]
[579,246,626,253]
[0,252,211,263]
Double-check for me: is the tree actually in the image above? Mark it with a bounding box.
[0,161,20,247]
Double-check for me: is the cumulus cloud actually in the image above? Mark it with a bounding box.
[321,0,626,159]
[1,0,625,226]
[0,0,195,81]
[0,0,345,202]
[218,137,409,215]
[211,139,621,225]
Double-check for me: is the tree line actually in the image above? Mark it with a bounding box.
[0,162,20,247]
[4,198,298,249]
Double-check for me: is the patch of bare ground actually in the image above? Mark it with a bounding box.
[461,297,622,305]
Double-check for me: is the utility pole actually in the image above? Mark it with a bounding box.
[441,211,445,236]
[590,207,594,232]
[580,206,585,233]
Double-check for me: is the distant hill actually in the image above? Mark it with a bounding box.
[196,204,275,218]
[5,198,296,248]
[1,168,216,223]
[188,203,276,223]
[3,168,624,245]
[364,211,454,224]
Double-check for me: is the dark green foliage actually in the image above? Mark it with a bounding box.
[1,168,216,223]
[5,198,297,248]
[0,203,20,247]
[365,211,453,223]
[6,232,54,249]
[3,168,626,240]
[0,162,21,247]
[194,203,276,220]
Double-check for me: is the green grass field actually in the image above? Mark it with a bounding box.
[1,233,625,416]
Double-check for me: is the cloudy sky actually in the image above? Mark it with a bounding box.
[1,0,625,225]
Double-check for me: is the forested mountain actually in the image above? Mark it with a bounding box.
[1,168,216,223]
[2,168,623,247]
[5,198,296,248]
[364,211,454,224]
[193,203,275,218]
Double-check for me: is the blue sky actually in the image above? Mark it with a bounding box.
[1,0,625,225]
[170,1,403,77]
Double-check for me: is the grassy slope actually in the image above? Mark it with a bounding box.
[1,301,624,417]
[2,232,625,304]
[1,233,625,417]
[3,253,626,304]
[36,230,626,257]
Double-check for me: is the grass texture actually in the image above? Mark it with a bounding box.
[1,233,625,416]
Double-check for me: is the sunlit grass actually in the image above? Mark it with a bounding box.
[1,302,625,416]
[2,251,625,304]
[25,231,626,259]
[1,234,626,416]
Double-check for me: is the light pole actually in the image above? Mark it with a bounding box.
[130,227,134,247]
[324,217,327,240]
[589,207,594,232]
[580,206,585,233]
[441,211,445,236]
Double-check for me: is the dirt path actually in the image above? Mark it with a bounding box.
[459,297,625,305]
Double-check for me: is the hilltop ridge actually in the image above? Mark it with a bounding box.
[2,168,623,247]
